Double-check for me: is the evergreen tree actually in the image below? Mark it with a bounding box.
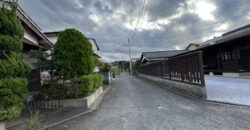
[0,3,31,121]
[53,29,94,80]
[29,41,54,86]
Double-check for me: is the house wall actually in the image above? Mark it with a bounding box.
[47,36,58,45]
[89,39,98,53]
[94,66,100,72]
[24,29,39,45]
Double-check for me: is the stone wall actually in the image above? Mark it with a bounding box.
[138,74,207,99]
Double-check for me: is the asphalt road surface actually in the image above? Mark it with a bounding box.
[49,73,250,130]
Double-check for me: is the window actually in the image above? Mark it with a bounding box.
[223,51,232,61]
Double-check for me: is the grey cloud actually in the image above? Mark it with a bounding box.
[19,0,250,61]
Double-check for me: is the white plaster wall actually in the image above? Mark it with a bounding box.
[94,66,100,72]
[89,39,98,53]
[47,36,58,45]
[24,31,39,45]
[0,122,5,130]
[0,1,11,10]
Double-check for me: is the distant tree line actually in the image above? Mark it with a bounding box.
[112,61,130,71]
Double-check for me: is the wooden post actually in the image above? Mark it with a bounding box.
[198,51,205,86]
[160,61,163,78]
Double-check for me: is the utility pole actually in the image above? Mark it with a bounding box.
[122,56,125,72]
[128,38,132,75]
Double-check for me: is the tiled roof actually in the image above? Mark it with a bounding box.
[142,50,189,59]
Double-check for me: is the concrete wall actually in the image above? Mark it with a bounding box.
[222,72,250,78]
[0,122,5,130]
[138,74,207,99]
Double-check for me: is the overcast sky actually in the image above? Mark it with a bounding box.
[19,0,250,61]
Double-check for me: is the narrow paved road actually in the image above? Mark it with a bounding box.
[50,73,250,130]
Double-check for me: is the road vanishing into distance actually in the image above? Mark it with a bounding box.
[49,73,250,130]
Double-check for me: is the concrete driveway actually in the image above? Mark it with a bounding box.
[49,73,250,130]
[206,75,250,106]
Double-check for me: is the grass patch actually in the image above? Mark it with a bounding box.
[27,110,41,129]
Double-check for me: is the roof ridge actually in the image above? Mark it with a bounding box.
[142,50,185,53]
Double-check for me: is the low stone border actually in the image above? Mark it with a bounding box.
[25,86,103,109]
[138,74,207,99]
[39,83,114,130]
[0,122,5,130]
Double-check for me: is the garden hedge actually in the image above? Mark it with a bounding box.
[78,74,103,96]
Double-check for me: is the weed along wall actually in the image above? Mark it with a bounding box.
[137,51,207,99]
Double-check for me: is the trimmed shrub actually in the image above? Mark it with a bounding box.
[47,84,77,100]
[78,75,94,96]
[78,74,103,96]
[94,74,103,89]
[0,4,24,39]
[0,3,30,122]
[0,78,28,121]
[0,35,22,53]
[0,53,31,78]
[53,29,95,79]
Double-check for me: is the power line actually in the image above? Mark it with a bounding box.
[132,0,147,48]
[128,0,147,74]
[131,0,147,43]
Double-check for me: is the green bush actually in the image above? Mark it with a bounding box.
[0,53,31,78]
[0,78,28,121]
[99,62,111,72]
[78,74,103,96]
[53,29,95,79]
[0,4,24,38]
[78,75,94,96]
[47,84,77,100]
[0,35,22,53]
[0,3,30,122]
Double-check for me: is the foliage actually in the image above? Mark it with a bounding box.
[0,2,30,122]
[35,74,103,100]
[112,61,130,71]
[0,35,22,54]
[94,57,111,72]
[0,78,28,121]
[99,62,111,72]
[36,84,76,100]
[29,47,54,87]
[111,67,120,75]
[78,74,103,96]
[27,110,41,129]
[0,53,31,79]
[0,3,24,38]
[132,60,141,69]
[94,56,102,67]
[53,29,94,79]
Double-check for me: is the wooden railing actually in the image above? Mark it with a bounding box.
[137,51,205,86]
